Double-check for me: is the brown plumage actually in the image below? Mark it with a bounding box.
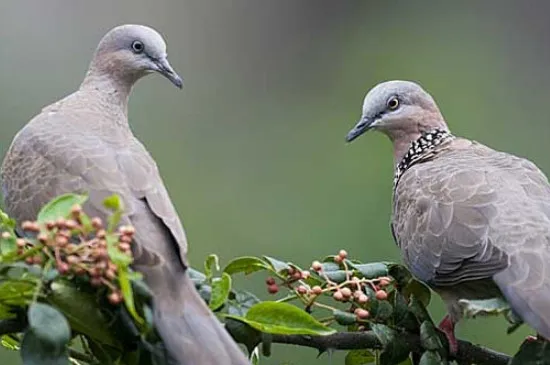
[1,24,249,365]
[346,80,550,352]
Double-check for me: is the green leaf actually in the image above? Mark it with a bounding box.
[371,324,411,365]
[0,280,36,306]
[262,256,290,273]
[403,280,431,307]
[354,263,388,279]
[103,194,124,232]
[204,254,220,279]
[458,297,510,318]
[223,256,270,275]
[37,193,88,224]
[345,349,376,365]
[47,281,119,348]
[27,303,70,352]
[334,310,357,326]
[323,270,348,283]
[419,321,444,352]
[511,337,550,365]
[119,267,143,325]
[1,335,19,350]
[227,289,261,317]
[419,350,445,365]
[373,300,393,322]
[0,210,16,232]
[209,273,232,311]
[0,235,16,257]
[409,295,431,324]
[21,330,69,365]
[106,235,132,267]
[225,301,336,336]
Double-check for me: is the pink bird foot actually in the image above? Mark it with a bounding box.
[438,315,458,355]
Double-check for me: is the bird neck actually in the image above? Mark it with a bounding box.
[393,128,455,187]
[79,68,135,119]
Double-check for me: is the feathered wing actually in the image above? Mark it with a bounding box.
[392,139,550,337]
[1,109,249,364]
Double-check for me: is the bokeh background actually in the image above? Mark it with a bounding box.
[1,0,550,363]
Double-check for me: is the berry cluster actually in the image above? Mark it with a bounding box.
[265,249,393,324]
[3,204,135,305]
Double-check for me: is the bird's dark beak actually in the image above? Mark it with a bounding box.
[155,57,183,89]
[345,116,373,142]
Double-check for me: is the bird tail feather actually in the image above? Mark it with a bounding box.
[153,274,250,365]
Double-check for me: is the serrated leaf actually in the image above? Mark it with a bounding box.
[209,273,231,310]
[420,321,444,352]
[37,193,88,224]
[119,267,143,325]
[419,350,445,365]
[225,301,336,336]
[354,263,388,279]
[262,256,289,273]
[21,330,69,365]
[458,297,510,318]
[28,303,70,351]
[345,349,375,365]
[223,256,270,275]
[204,254,219,279]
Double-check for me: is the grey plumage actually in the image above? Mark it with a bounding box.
[346,80,550,348]
[1,24,249,365]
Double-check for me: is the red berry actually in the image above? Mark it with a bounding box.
[267,284,279,294]
[301,270,311,279]
[90,277,103,287]
[91,217,103,230]
[375,290,388,300]
[312,286,323,295]
[378,277,391,287]
[311,261,322,272]
[334,255,343,264]
[292,271,302,280]
[358,294,369,304]
[354,308,370,319]
[108,291,123,305]
[297,286,308,295]
[340,287,352,298]
[338,249,348,259]
[265,277,276,286]
[333,290,344,301]
[57,262,70,275]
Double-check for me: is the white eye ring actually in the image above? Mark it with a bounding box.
[387,97,399,110]
[131,41,144,54]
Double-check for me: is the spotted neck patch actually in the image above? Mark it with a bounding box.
[393,128,455,188]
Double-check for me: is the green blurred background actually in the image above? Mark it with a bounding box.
[1,0,550,363]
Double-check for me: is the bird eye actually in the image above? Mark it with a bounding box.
[131,41,144,54]
[387,97,399,110]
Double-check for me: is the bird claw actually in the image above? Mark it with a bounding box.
[438,315,458,355]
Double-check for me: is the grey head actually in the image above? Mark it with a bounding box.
[85,24,182,89]
[346,81,448,145]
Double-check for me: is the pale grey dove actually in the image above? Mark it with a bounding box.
[1,24,249,365]
[345,80,550,352]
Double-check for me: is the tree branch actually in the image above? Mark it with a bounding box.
[270,331,511,365]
